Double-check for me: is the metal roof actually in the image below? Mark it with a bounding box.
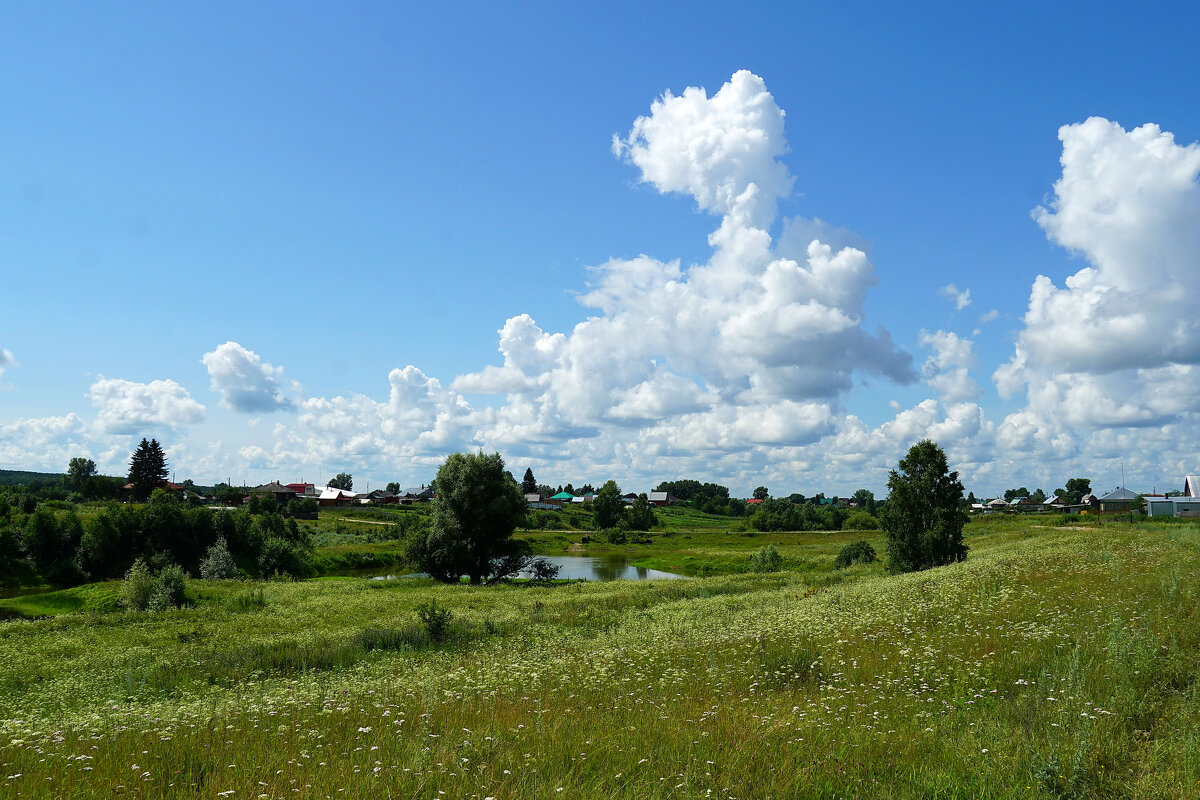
[1098,487,1139,501]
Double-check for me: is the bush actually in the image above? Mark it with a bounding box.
[749,544,783,572]
[415,600,453,641]
[598,527,627,544]
[150,563,188,610]
[122,558,155,610]
[199,537,242,580]
[844,511,879,530]
[834,539,878,569]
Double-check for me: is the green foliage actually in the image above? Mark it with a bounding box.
[834,539,878,569]
[1003,486,1030,501]
[1059,477,1092,505]
[415,600,453,641]
[753,486,769,500]
[286,496,319,519]
[199,537,242,580]
[592,480,623,529]
[66,457,96,492]
[880,439,968,572]
[625,493,657,531]
[851,488,876,514]
[122,558,155,610]
[844,510,879,530]
[149,563,187,610]
[127,438,168,500]
[653,479,730,502]
[385,481,401,494]
[354,626,426,652]
[406,451,528,584]
[521,468,538,495]
[597,527,627,544]
[749,543,783,572]
[328,473,353,491]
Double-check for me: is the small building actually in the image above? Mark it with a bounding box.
[250,481,299,506]
[400,485,435,503]
[524,493,542,504]
[649,491,679,507]
[318,486,355,507]
[1096,487,1139,513]
[1146,476,1200,517]
[286,483,316,497]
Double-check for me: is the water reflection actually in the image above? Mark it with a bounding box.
[366,553,685,582]
[520,554,685,581]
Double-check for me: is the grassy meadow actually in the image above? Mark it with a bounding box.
[2,516,1200,798]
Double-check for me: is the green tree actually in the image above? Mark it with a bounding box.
[880,440,968,573]
[753,486,769,500]
[1030,488,1047,504]
[128,438,168,500]
[328,473,353,491]
[625,493,657,531]
[1003,487,1030,502]
[592,480,623,529]
[1059,478,1091,504]
[67,457,97,493]
[851,488,876,514]
[405,451,528,584]
[521,468,538,495]
[385,481,401,494]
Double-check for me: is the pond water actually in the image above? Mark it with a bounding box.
[367,554,685,582]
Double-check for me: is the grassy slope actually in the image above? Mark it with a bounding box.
[1,519,1199,798]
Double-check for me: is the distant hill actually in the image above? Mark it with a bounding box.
[0,468,66,486]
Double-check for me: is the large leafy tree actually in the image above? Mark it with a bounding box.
[625,493,657,531]
[406,451,529,584]
[880,440,968,572]
[592,480,623,529]
[67,457,97,492]
[753,486,769,500]
[128,438,168,500]
[328,473,353,490]
[1055,477,1091,504]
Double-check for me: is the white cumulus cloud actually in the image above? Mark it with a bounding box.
[202,341,295,412]
[996,117,1200,441]
[939,284,972,310]
[89,375,206,434]
[0,348,15,382]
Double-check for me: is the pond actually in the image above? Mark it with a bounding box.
[366,554,685,582]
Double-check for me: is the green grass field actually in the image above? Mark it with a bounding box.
[2,517,1199,798]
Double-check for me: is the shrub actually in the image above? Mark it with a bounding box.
[415,600,453,641]
[122,558,155,610]
[749,544,783,572]
[844,510,879,530]
[834,539,878,569]
[199,537,242,580]
[150,563,188,610]
[598,527,627,544]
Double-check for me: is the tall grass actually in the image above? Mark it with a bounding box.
[1,521,1199,798]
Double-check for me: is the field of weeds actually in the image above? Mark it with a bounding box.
[2,518,1199,798]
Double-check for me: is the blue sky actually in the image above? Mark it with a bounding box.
[2,2,1199,497]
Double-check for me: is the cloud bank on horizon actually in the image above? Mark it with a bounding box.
[3,73,1199,495]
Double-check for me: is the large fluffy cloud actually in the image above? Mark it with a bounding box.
[89,376,206,434]
[457,70,913,466]
[995,118,1200,454]
[202,341,295,413]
